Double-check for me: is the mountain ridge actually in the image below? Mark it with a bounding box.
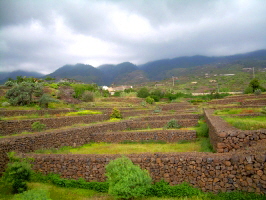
[1,49,266,85]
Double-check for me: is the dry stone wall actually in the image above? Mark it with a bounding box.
[0,118,197,174]
[0,110,198,136]
[23,141,266,194]
[0,114,110,136]
[0,109,76,117]
[1,107,266,194]
[91,130,196,143]
[160,103,196,111]
[242,99,266,106]
[204,109,266,153]
[134,114,201,121]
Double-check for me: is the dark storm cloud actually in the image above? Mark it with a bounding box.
[0,0,266,74]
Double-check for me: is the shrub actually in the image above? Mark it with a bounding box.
[105,156,152,199]
[32,121,46,132]
[30,172,108,193]
[153,107,162,113]
[146,96,155,104]
[146,180,201,198]
[14,189,51,200]
[113,91,121,97]
[71,84,97,99]
[140,101,147,107]
[150,94,160,102]
[137,87,150,98]
[2,152,32,194]
[4,81,15,87]
[38,94,59,108]
[5,82,43,106]
[254,89,262,95]
[244,86,253,94]
[81,91,94,102]
[1,102,10,107]
[165,119,181,129]
[195,120,209,137]
[110,108,122,119]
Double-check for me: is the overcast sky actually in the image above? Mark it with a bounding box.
[1,0,266,74]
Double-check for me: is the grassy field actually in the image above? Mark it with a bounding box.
[214,108,262,115]
[223,116,266,130]
[34,141,203,154]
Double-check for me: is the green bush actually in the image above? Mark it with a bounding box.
[30,172,109,193]
[105,156,152,199]
[5,82,44,106]
[137,87,150,98]
[14,189,51,200]
[146,180,201,197]
[113,91,121,97]
[38,94,59,108]
[32,121,46,132]
[146,96,155,104]
[1,102,10,107]
[254,89,262,95]
[4,81,15,87]
[195,120,209,137]
[165,119,181,129]
[140,101,147,107]
[244,86,253,94]
[81,91,94,102]
[71,84,97,99]
[110,108,122,119]
[2,152,32,194]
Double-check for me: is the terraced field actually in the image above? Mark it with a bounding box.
[1,93,266,199]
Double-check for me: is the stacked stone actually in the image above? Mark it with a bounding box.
[204,109,266,153]
[91,130,196,143]
[0,109,76,117]
[160,103,196,111]
[134,114,201,121]
[0,114,110,135]
[24,143,266,194]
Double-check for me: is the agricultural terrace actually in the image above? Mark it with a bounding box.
[0,81,265,199]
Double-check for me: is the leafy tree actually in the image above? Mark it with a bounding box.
[105,156,152,199]
[124,88,135,93]
[150,89,164,101]
[44,76,55,82]
[5,82,43,106]
[249,78,265,92]
[137,87,150,98]
[71,84,97,99]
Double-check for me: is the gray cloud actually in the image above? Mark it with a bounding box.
[0,0,266,74]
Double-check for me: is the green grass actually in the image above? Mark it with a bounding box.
[223,116,266,130]
[214,108,262,115]
[1,110,102,120]
[0,181,105,200]
[34,141,203,154]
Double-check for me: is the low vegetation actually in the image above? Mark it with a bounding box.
[214,108,262,115]
[33,141,203,154]
[222,116,266,130]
